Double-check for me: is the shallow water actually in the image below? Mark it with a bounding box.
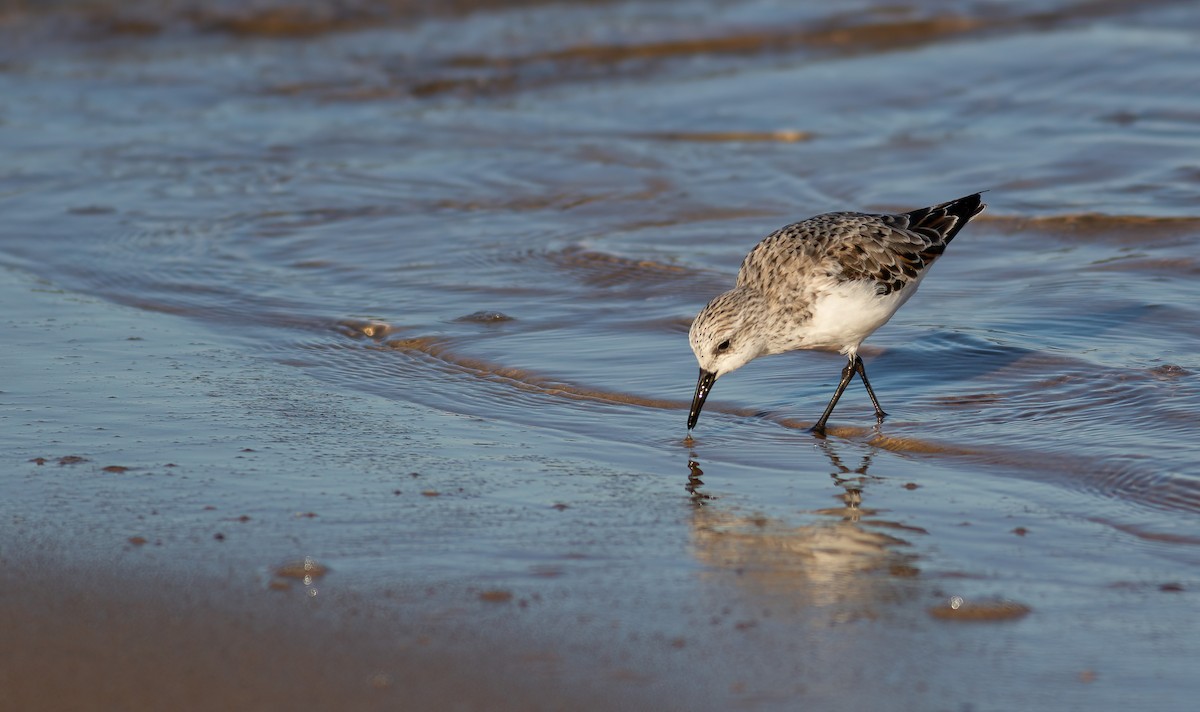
[2,0,1199,709]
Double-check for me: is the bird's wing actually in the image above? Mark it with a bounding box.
[736,212,949,297]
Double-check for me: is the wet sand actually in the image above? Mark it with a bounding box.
[1,554,602,712]
[0,266,682,711]
[5,260,1194,710]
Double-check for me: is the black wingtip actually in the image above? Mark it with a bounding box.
[905,192,987,244]
[936,192,987,219]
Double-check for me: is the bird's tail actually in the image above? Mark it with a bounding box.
[904,193,986,245]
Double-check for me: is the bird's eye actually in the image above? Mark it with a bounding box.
[716,340,731,353]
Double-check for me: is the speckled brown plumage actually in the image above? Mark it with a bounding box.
[738,195,983,298]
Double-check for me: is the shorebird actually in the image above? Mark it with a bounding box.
[687,193,985,436]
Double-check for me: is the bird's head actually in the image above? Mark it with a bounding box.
[687,287,768,430]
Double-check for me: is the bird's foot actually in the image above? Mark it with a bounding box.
[873,410,888,421]
[807,424,828,438]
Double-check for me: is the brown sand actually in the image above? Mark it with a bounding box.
[0,554,616,712]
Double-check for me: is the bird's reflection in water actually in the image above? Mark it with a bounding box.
[685,458,714,504]
[685,441,922,615]
[813,439,885,523]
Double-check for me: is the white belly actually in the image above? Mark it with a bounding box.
[778,279,921,355]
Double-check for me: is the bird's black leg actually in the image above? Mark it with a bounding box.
[811,357,857,437]
[853,355,888,420]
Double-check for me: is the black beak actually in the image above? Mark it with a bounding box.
[688,369,717,431]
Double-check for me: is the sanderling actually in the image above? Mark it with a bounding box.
[687,193,985,436]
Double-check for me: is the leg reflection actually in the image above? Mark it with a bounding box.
[816,439,883,522]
